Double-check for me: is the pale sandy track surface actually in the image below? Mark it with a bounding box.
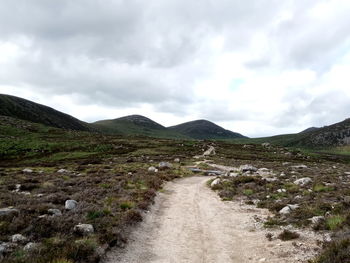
[103,176,320,263]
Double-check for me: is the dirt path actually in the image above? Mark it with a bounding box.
[104,176,319,263]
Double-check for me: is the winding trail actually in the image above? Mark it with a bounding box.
[103,176,317,263]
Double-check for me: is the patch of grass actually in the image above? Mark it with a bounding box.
[243,189,254,196]
[313,184,334,192]
[264,217,286,228]
[278,229,300,241]
[326,215,346,230]
[120,201,135,210]
[51,259,74,263]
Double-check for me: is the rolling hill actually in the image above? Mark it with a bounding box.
[0,94,93,132]
[92,115,189,139]
[168,119,246,140]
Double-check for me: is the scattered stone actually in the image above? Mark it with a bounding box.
[22,168,33,173]
[158,162,173,170]
[279,204,299,215]
[229,172,239,177]
[57,169,69,173]
[262,143,270,147]
[310,216,325,225]
[294,177,312,186]
[239,165,258,173]
[210,178,221,188]
[277,189,286,193]
[148,166,158,173]
[48,209,62,217]
[23,242,39,251]
[11,234,27,244]
[0,207,19,216]
[291,164,308,169]
[174,158,180,163]
[74,223,94,235]
[65,200,78,210]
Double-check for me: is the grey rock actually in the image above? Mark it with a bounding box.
[158,162,173,169]
[239,164,258,173]
[262,143,271,147]
[344,196,350,204]
[279,204,299,215]
[48,209,62,216]
[11,234,27,244]
[291,164,308,169]
[174,158,180,163]
[65,200,78,210]
[74,223,94,235]
[310,216,325,225]
[57,169,69,173]
[0,207,19,216]
[294,177,312,186]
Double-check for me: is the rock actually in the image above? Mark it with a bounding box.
[174,158,180,163]
[11,234,27,244]
[148,166,158,173]
[22,168,33,173]
[344,196,350,204]
[0,207,19,216]
[262,143,270,147]
[239,165,258,173]
[294,177,312,186]
[291,164,308,169]
[279,204,299,215]
[0,242,15,256]
[243,144,253,149]
[229,172,239,177]
[280,172,286,177]
[23,242,39,251]
[48,209,62,216]
[264,177,278,182]
[345,172,350,175]
[65,200,78,210]
[74,223,94,235]
[210,178,221,188]
[57,169,69,173]
[277,189,286,193]
[310,216,325,225]
[158,162,173,170]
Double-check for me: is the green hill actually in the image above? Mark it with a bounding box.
[0,94,92,131]
[168,119,246,140]
[92,115,189,139]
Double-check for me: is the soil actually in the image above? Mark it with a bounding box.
[103,176,321,263]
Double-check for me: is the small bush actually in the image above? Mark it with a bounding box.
[311,239,350,263]
[120,201,135,210]
[326,215,346,230]
[278,230,300,241]
[243,189,254,196]
[51,259,74,263]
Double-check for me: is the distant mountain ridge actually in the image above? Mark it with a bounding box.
[0,94,92,132]
[169,119,246,140]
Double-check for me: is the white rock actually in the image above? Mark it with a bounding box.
[210,178,221,188]
[277,189,286,193]
[148,166,158,173]
[57,169,69,173]
[22,168,33,173]
[174,158,180,163]
[262,143,270,147]
[74,223,94,235]
[48,209,62,216]
[23,242,39,251]
[229,172,240,177]
[310,216,325,225]
[65,200,78,210]
[294,177,312,186]
[280,172,286,177]
[11,234,27,243]
[279,204,299,215]
[158,162,173,169]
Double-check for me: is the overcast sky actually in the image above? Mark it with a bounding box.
[1,0,350,137]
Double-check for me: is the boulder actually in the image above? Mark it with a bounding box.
[148,166,158,173]
[23,242,39,251]
[279,204,299,215]
[174,158,180,163]
[310,216,325,225]
[229,172,240,177]
[262,143,271,147]
[0,207,19,216]
[48,209,62,217]
[210,178,221,188]
[239,165,258,173]
[57,169,69,173]
[277,189,286,193]
[22,168,33,173]
[158,162,173,169]
[11,234,27,244]
[291,164,308,169]
[294,177,312,186]
[65,200,78,210]
[74,223,94,235]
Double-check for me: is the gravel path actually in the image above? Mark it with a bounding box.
[103,176,319,263]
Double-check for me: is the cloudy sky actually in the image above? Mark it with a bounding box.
[1,0,350,137]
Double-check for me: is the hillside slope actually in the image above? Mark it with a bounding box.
[169,119,246,140]
[0,94,92,131]
[92,115,189,139]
